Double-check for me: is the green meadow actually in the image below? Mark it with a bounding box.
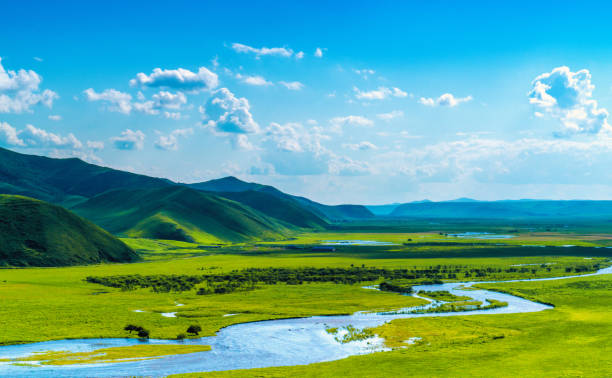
[1,230,611,375]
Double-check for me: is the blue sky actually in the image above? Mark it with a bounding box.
[3,1,612,204]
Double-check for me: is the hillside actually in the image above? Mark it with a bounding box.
[72,186,289,243]
[0,195,138,267]
[390,200,612,219]
[188,176,374,221]
[0,147,171,205]
[216,190,328,229]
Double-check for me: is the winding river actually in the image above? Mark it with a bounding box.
[1,264,611,377]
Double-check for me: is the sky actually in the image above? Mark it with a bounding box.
[3,1,612,204]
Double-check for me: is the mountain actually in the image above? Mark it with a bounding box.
[366,203,402,216]
[188,176,374,221]
[0,147,171,205]
[0,195,138,267]
[215,190,328,229]
[390,200,612,219]
[72,186,290,243]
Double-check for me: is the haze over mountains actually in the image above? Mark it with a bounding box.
[4,145,612,262]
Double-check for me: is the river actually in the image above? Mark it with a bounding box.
[1,264,611,377]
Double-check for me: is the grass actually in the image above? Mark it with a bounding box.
[171,272,612,377]
[0,195,137,267]
[2,230,612,375]
[1,344,211,365]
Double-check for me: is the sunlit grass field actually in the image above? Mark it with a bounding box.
[1,230,611,375]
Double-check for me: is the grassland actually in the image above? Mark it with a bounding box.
[173,271,612,377]
[1,229,611,375]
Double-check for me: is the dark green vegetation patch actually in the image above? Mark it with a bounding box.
[0,195,138,266]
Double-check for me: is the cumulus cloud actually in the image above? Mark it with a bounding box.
[419,93,472,107]
[262,122,331,175]
[329,115,374,130]
[19,124,82,149]
[329,156,372,176]
[377,110,404,121]
[129,67,218,93]
[85,88,186,117]
[237,74,273,86]
[204,88,260,135]
[354,86,407,100]
[111,129,145,150]
[528,66,610,135]
[0,122,24,146]
[343,141,378,151]
[87,140,104,150]
[0,122,82,149]
[314,48,323,58]
[231,43,294,58]
[0,58,58,113]
[48,114,62,121]
[295,51,304,59]
[154,128,193,151]
[84,88,133,114]
[278,81,304,90]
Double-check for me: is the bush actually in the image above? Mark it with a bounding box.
[124,324,139,333]
[176,333,186,340]
[187,325,202,335]
[137,329,150,338]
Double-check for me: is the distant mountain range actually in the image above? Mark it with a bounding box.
[0,147,373,248]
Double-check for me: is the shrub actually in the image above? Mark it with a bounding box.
[176,333,186,340]
[137,329,150,338]
[187,325,202,335]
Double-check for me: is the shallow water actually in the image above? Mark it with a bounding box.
[321,240,399,246]
[1,265,611,377]
[447,232,515,239]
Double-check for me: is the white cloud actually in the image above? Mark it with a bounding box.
[19,124,82,149]
[239,74,273,86]
[343,141,378,151]
[84,88,133,114]
[87,140,104,150]
[295,51,304,59]
[528,66,610,135]
[353,68,375,79]
[278,81,304,90]
[314,48,323,58]
[33,57,43,62]
[232,134,256,150]
[377,110,404,121]
[85,88,187,117]
[48,114,62,121]
[129,67,218,93]
[0,122,24,146]
[231,43,294,58]
[154,128,193,151]
[329,156,372,176]
[419,93,473,107]
[329,115,374,129]
[111,129,145,150]
[0,58,58,113]
[354,86,407,100]
[204,88,260,135]
[262,122,332,175]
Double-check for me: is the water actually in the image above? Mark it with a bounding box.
[322,240,398,246]
[447,232,515,239]
[1,265,611,377]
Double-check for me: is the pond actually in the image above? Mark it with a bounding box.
[321,240,399,246]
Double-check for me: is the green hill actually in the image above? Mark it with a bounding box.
[0,195,138,267]
[72,186,289,243]
[216,190,328,229]
[188,176,374,221]
[0,147,171,205]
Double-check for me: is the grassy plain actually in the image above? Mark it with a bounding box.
[1,229,611,375]
[174,272,612,377]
